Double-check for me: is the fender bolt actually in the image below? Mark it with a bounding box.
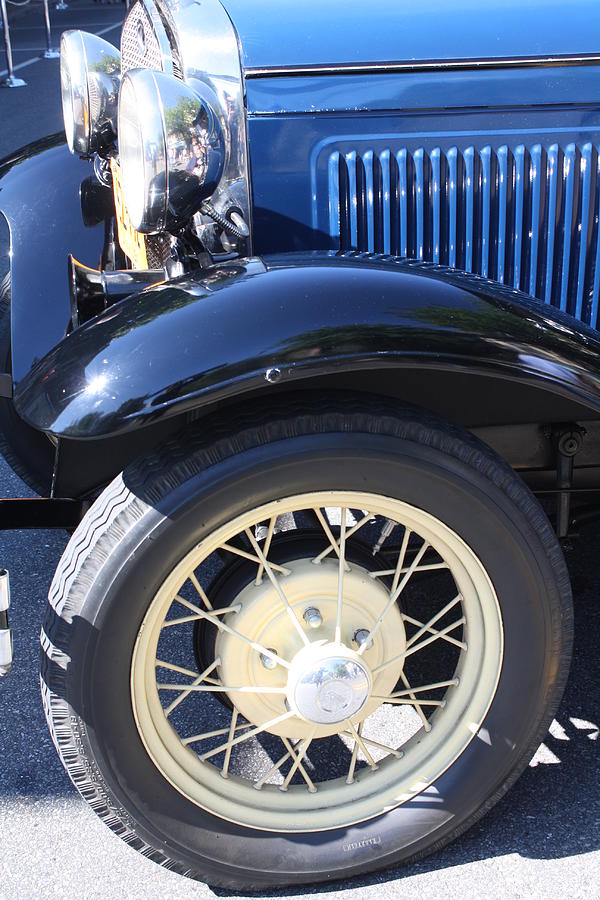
[265,367,282,384]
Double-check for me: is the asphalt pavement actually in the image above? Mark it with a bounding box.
[0,5,599,898]
[0,0,123,155]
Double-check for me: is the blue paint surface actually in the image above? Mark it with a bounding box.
[247,62,600,326]
[245,66,600,116]
[222,0,600,70]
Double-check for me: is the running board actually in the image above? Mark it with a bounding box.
[0,569,12,676]
[0,498,89,530]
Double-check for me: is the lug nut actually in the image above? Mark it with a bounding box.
[354,628,373,650]
[303,607,323,629]
[260,649,278,669]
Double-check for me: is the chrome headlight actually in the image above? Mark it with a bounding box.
[60,31,121,155]
[118,69,225,234]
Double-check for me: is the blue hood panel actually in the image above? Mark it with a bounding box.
[221,0,600,72]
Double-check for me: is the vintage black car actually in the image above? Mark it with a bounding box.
[0,0,599,888]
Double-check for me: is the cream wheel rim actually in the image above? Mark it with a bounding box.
[131,491,503,832]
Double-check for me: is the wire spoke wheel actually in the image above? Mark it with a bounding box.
[42,401,571,888]
[131,491,503,832]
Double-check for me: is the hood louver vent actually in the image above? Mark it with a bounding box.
[329,143,600,328]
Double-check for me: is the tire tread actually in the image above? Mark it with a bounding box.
[40,394,573,888]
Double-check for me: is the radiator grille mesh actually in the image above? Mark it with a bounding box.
[329,143,600,328]
[120,2,164,75]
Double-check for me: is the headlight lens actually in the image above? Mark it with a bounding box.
[117,70,225,234]
[60,30,121,155]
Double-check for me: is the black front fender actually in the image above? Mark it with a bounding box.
[0,135,108,387]
[13,252,600,440]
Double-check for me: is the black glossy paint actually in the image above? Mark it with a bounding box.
[0,498,87,529]
[0,135,106,384]
[13,252,600,440]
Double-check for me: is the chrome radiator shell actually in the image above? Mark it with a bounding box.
[119,0,251,255]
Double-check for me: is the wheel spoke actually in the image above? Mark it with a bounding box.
[173,601,291,669]
[312,511,372,564]
[281,736,317,792]
[335,507,347,644]
[404,617,466,659]
[129,487,506,831]
[346,723,361,784]
[162,604,242,628]
[255,516,277,584]
[156,660,219,686]
[188,571,213,610]
[357,539,430,655]
[163,614,207,628]
[162,658,221,717]
[373,613,466,674]
[221,708,239,779]
[343,728,402,761]
[389,678,460,698]
[281,730,316,791]
[405,593,463,650]
[312,508,351,571]
[346,720,378,770]
[220,540,291,576]
[391,527,411,595]
[402,612,465,649]
[157,683,288,695]
[156,659,199,678]
[199,710,295,762]
[171,594,206,618]
[369,561,449,579]
[254,735,317,792]
[395,669,430,732]
[183,721,252,746]
[254,747,293,789]
[373,695,446,707]
[171,594,239,623]
[245,528,310,647]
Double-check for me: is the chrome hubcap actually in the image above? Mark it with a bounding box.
[286,642,372,724]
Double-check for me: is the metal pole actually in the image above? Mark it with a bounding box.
[42,0,59,59]
[0,0,26,87]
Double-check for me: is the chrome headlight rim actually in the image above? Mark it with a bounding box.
[118,69,168,233]
[60,30,121,156]
[61,31,89,155]
[117,69,226,235]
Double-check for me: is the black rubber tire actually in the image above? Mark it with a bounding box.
[40,395,572,890]
[0,272,54,495]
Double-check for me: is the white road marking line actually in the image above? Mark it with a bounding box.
[0,20,121,78]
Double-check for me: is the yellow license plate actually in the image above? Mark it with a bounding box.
[110,159,148,270]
